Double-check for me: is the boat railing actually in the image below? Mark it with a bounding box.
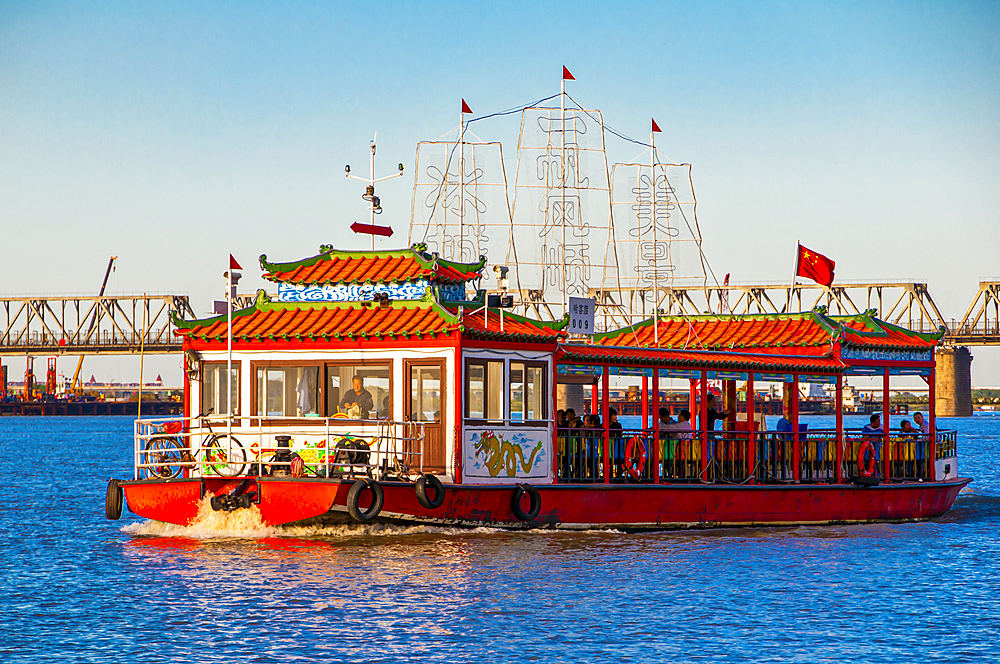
[555,425,958,485]
[132,415,427,481]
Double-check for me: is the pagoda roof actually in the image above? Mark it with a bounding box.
[259,243,486,286]
[174,296,460,343]
[594,311,942,353]
[460,308,569,343]
[557,344,844,374]
[174,292,567,345]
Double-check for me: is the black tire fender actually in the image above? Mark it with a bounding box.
[105,479,123,520]
[415,474,445,509]
[347,478,384,522]
[511,483,541,522]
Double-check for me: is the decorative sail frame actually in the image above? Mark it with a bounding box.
[409,136,514,279]
[608,159,710,327]
[508,106,618,324]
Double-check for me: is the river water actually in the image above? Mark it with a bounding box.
[2,414,998,663]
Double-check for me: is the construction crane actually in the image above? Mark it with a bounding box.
[70,256,117,396]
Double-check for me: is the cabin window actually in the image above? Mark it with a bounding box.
[326,363,391,419]
[410,365,441,422]
[510,362,546,422]
[201,363,239,416]
[466,359,504,420]
[254,366,320,417]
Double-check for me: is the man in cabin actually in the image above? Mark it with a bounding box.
[340,375,374,416]
[913,411,930,435]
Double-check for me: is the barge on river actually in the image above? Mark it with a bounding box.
[106,243,968,530]
[106,76,968,529]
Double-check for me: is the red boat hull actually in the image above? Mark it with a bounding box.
[120,477,971,530]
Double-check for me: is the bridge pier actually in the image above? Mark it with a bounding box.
[557,383,586,415]
[935,346,973,417]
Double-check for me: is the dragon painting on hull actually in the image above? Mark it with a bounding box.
[466,429,547,479]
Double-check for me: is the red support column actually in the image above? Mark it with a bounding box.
[602,370,610,483]
[791,376,800,482]
[552,361,559,483]
[835,375,844,484]
[929,369,937,480]
[747,373,756,483]
[726,380,737,429]
[883,369,891,482]
[642,374,649,430]
[591,379,598,416]
[700,370,709,481]
[653,369,661,471]
[689,378,696,417]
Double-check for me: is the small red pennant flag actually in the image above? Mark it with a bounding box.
[562,66,575,81]
[652,118,662,133]
[229,254,242,270]
[461,98,472,114]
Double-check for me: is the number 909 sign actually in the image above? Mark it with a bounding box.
[568,297,595,334]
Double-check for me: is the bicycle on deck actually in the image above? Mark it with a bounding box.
[141,411,248,478]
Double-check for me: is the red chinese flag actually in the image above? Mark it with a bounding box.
[229,254,242,270]
[796,244,835,287]
[652,118,662,133]
[461,98,472,114]
[562,66,575,80]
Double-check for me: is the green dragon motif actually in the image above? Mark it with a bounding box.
[474,430,544,478]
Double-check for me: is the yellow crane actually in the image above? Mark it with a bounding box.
[70,256,117,396]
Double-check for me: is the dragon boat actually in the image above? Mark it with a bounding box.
[106,75,969,530]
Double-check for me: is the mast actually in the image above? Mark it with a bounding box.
[561,71,568,316]
[651,122,658,346]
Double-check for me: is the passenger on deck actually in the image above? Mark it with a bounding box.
[557,409,567,428]
[658,407,674,429]
[900,420,919,434]
[704,394,730,430]
[862,414,882,435]
[609,408,623,432]
[913,411,929,435]
[862,414,883,461]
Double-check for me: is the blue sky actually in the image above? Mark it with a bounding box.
[1,1,998,384]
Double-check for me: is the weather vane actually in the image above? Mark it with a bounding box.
[345,133,404,249]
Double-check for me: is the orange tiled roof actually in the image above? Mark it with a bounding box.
[175,299,460,342]
[259,245,485,286]
[596,312,943,352]
[596,313,835,350]
[461,308,569,342]
[836,318,941,350]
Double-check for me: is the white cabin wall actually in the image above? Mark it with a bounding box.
[197,346,457,478]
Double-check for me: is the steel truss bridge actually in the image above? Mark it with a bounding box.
[0,284,997,356]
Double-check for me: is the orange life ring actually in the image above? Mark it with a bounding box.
[625,436,647,479]
[858,439,877,477]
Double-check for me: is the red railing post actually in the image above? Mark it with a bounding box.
[747,373,756,483]
[791,376,800,482]
[641,373,649,430]
[835,375,844,483]
[700,370,709,481]
[883,369,891,482]
[929,368,936,480]
[653,369,660,481]
[602,369,610,483]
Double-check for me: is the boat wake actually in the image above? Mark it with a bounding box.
[121,497,583,540]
